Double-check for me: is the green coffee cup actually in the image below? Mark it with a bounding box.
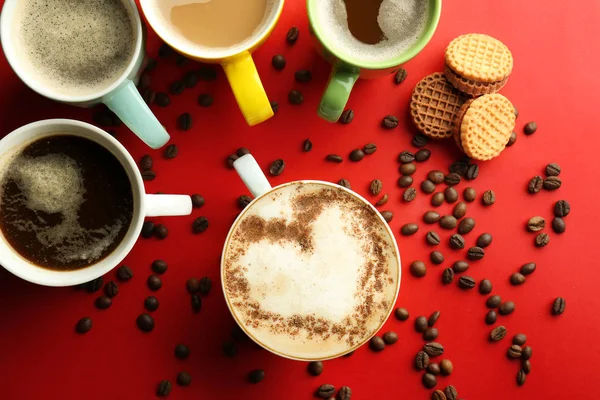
[307,0,442,122]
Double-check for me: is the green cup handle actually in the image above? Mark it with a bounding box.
[318,65,359,122]
[103,80,170,149]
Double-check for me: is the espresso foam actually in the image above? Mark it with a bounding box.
[15,0,135,96]
[316,0,430,62]
[223,183,399,360]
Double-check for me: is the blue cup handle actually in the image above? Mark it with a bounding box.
[103,80,170,149]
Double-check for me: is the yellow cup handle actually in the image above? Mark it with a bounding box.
[222,51,273,126]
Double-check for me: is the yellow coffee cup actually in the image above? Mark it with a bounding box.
[140,0,284,126]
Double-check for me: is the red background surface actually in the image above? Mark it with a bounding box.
[0,0,599,399]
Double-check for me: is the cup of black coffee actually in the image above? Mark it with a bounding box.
[0,120,192,286]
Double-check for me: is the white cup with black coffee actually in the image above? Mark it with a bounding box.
[0,119,192,287]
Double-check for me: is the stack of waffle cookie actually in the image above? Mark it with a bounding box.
[410,33,516,161]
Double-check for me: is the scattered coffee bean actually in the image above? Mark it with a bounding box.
[141,88,156,106]
[140,155,153,170]
[552,217,566,233]
[394,68,408,84]
[449,160,469,176]
[449,234,465,250]
[191,294,202,313]
[517,370,527,386]
[269,100,278,112]
[197,66,217,81]
[440,359,453,376]
[75,317,92,334]
[554,200,571,217]
[427,363,441,376]
[527,216,546,232]
[421,180,436,194]
[476,233,493,248]
[431,192,445,207]
[444,385,458,400]
[490,325,507,341]
[507,131,517,147]
[174,343,190,359]
[444,173,461,186]
[401,223,419,236]
[411,261,426,278]
[155,92,171,107]
[458,276,476,290]
[524,121,537,135]
[175,55,189,66]
[423,342,444,357]
[415,351,430,370]
[104,281,119,298]
[155,224,168,239]
[423,328,439,341]
[428,170,445,184]
[442,268,454,284]
[192,217,209,234]
[398,151,416,163]
[349,149,364,161]
[156,380,172,397]
[144,57,157,72]
[444,187,458,203]
[337,386,352,400]
[339,109,354,124]
[286,27,299,44]
[95,296,112,310]
[482,190,496,206]
[507,344,523,359]
[316,385,335,398]
[439,216,457,230]
[248,369,265,384]
[479,279,493,295]
[269,159,285,176]
[397,175,413,188]
[400,163,417,175]
[544,176,562,191]
[164,144,178,159]
[415,149,431,162]
[535,233,550,247]
[136,313,155,332]
[424,211,441,224]
[422,373,437,389]
[197,277,212,295]
[426,231,441,245]
[176,372,192,387]
[522,346,533,360]
[546,163,561,176]
[395,307,409,321]
[308,361,324,376]
[141,170,156,181]
[382,115,399,129]
[117,265,134,281]
[186,278,200,294]
[485,310,498,325]
[499,301,516,315]
[288,89,304,105]
[226,154,239,169]
[303,138,313,152]
[369,179,383,195]
[383,331,399,344]
[238,195,252,210]
[513,334,527,346]
[528,176,544,194]
[326,154,343,163]
[271,54,286,70]
[144,296,159,312]
[432,389,445,400]
[522,360,532,374]
[370,336,385,351]
[169,80,185,95]
[467,246,485,260]
[380,211,393,223]
[510,273,526,286]
[338,179,351,189]
[452,260,469,273]
[465,164,479,180]
[412,133,428,148]
[452,202,467,219]
[295,69,312,83]
[150,260,168,275]
[363,143,377,154]
[183,71,198,88]
[463,187,476,202]
[236,148,250,157]
[83,277,103,293]
[403,187,417,202]
[430,251,444,265]
[414,315,428,333]
[147,274,162,291]
[191,194,205,209]
[552,297,566,315]
[427,310,440,327]
[457,218,475,235]
[486,295,502,308]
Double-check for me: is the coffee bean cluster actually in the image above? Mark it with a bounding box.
[315,384,352,399]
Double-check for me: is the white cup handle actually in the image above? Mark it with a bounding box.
[145,194,192,217]
[233,154,272,198]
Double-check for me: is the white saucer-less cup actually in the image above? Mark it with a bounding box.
[0,119,192,287]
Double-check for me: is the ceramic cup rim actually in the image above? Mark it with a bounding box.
[220,180,402,361]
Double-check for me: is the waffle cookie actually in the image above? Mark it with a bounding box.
[453,93,516,161]
[410,73,468,140]
[445,34,513,96]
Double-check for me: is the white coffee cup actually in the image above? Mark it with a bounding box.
[0,119,192,287]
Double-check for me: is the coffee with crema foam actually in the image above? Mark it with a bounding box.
[223,182,399,360]
[14,0,136,97]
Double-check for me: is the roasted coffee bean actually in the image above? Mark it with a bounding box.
[198,93,214,107]
[422,373,437,389]
[339,109,354,124]
[458,276,476,290]
[187,278,200,294]
[477,233,493,248]
[426,231,441,245]
[398,151,416,163]
[513,334,527,346]
[288,89,304,105]
[458,218,476,234]
[303,139,313,152]
[164,144,178,159]
[326,154,343,163]
[144,296,159,312]
[397,175,413,188]
[423,342,444,357]
[444,385,458,400]
[449,234,465,250]
[421,180,436,194]
[401,223,419,236]
[442,268,454,284]
[248,369,265,384]
[414,315,428,332]
[552,297,566,315]
[411,261,426,278]
[415,149,431,162]
[142,170,156,181]
[363,143,377,154]
[449,160,469,176]
[104,281,119,298]
[349,149,364,161]
[183,71,198,88]
[381,211,393,223]
[528,176,543,194]
[428,170,445,184]
[395,307,409,321]
[554,200,571,217]
[508,344,523,359]
[144,57,157,72]
[439,216,457,230]
[192,217,209,234]
[465,164,479,180]
[367,179,383,195]
[174,343,190,360]
[191,294,202,313]
[427,363,441,376]
[169,80,185,95]
[440,359,453,376]
[485,310,498,325]
[463,187,476,202]
[546,163,561,176]
[151,259,168,274]
[527,216,545,232]
[95,296,112,310]
[75,317,92,334]
[307,361,324,376]
[394,68,408,84]
[338,179,351,189]
[522,346,533,360]
[83,277,103,293]
[271,54,286,70]
[522,360,532,374]
[482,190,496,206]
[452,202,467,219]
[191,194,205,209]
[479,279,493,295]
[295,69,312,83]
[431,192,445,207]
[197,277,212,295]
[413,133,428,148]
[137,313,155,332]
[486,295,502,308]
[141,88,156,106]
[524,121,537,135]
[176,372,192,387]
[286,27,299,44]
[238,195,253,210]
[140,155,153,170]
[400,163,417,175]
[427,310,440,327]
[382,115,399,129]
[337,386,352,400]
[370,336,385,351]
[490,325,507,341]
[517,370,527,386]
[383,331,399,345]
[499,301,515,315]
[415,351,430,370]
[226,154,239,169]
[535,233,550,247]
[552,217,566,233]
[269,159,285,176]
[117,265,134,281]
[155,92,171,107]
[423,328,439,341]
[543,176,562,190]
[156,380,172,397]
[430,251,444,265]
[444,187,458,203]
[510,273,526,286]
[467,246,485,260]
[270,101,279,113]
[147,274,162,291]
[452,260,469,273]
[507,132,517,147]
[424,211,441,224]
[403,187,417,202]
[236,148,250,157]
[432,390,446,400]
[175,55,189,66]
[444,173,461,186]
